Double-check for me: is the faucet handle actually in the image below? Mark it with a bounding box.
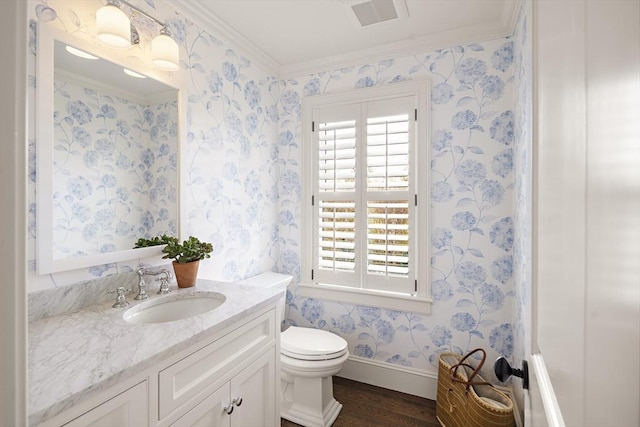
[109,286,131,308]
[157,276,171,295]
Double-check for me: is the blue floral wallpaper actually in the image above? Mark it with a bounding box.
[511,0,532,410]
[276,39,518,376]
[52,72,178,260]
[27,0,527,383]
[171,16,281,282]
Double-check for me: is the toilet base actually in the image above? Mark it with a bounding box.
[281,374,343,427]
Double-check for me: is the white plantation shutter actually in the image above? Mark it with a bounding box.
[314,105,360,287]
[312,96,416,294]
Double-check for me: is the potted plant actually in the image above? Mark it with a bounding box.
[134,235,213,288]
[162,236,213,288]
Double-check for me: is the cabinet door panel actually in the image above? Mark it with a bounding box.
[63,381,147,427]
[230,350,276,427]
[170,383,231,427]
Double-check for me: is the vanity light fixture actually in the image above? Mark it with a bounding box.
[96,0,131,48]
[151,27,179,71]
[95,0,179,71]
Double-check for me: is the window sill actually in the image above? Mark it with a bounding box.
[297,282,432,315]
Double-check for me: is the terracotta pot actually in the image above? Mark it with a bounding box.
[172,260,200,288]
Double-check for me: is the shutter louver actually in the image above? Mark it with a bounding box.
[318,120,356,192]
[318,200,356,272]
[367,114,410,191]
[367,201,409,277]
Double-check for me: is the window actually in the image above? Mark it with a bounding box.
[300,81,431,314]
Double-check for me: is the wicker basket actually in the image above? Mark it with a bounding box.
[436,349,515,427]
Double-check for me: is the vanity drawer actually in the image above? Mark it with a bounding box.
[158,310,275,420]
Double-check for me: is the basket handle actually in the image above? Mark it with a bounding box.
[449,348,492,391]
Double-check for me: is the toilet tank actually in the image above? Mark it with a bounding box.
[236,272,292,320]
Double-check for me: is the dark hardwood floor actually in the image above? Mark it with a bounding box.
[281,376,440,427]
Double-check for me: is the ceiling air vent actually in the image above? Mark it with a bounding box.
[347,0,409,27]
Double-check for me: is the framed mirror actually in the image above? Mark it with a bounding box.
[37,25,184,274]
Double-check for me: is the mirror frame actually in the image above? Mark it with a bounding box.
[36,24,185,274]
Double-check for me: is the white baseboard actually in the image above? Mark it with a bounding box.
[336,356,438,400]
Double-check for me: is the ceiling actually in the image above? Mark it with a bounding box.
[178,0,519,77]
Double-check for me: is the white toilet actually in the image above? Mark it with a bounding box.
[237,272,349,427]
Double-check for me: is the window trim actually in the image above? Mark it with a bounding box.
[300,80,432,315]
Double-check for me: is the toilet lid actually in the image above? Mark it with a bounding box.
[281,326,348,360]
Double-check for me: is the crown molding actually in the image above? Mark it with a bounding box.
[175,0,521,80]
[504,0,523,38]
[279,19,513,79]
[175,1,281,76]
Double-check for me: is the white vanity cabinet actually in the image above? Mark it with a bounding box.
[36,305,280,427]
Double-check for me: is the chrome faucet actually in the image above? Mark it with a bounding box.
[136,265,172,299]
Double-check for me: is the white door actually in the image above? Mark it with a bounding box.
[528,0,640,426]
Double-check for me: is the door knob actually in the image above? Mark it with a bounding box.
[494,357,529,389]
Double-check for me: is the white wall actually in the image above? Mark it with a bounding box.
[583,1,640,424]
[533,0,640,425]
[0,1,28,425]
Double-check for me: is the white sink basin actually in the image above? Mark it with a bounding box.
[123,292,226,324]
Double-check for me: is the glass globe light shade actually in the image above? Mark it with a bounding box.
[96,3,131,48]
[151,30,179,71]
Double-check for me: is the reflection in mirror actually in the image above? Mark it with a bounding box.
[38,27,181,274]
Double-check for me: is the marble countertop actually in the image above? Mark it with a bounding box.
[28,279,282,426]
